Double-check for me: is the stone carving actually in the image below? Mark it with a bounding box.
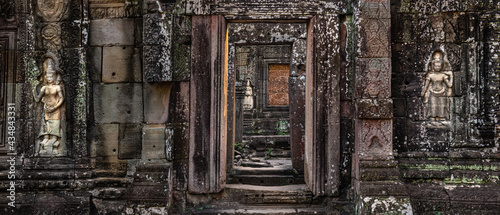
[41,23,61,50]
[358,120,392,158]
[356,58,390,99]
[33,53,65,156]
[243,79,253,110]
[422,50,452,122]
[89,0,126,19]
[36,0,69,22]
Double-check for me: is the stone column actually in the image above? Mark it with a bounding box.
[354,0,412,213]
[189,15,227,194]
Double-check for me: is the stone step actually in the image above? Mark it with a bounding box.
[191,205,326,215]
[228,174,305,186]
[223,184,315,205]
[231,165,295,176]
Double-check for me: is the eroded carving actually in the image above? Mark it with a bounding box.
[36,0,69,22]
[33,53,65,156]
[358,120,392,158]
[422,50,452,123]
[42,23,61,50]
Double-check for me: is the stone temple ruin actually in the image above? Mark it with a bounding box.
[0,0,499,214]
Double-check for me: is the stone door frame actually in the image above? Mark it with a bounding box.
[189,15,341,197]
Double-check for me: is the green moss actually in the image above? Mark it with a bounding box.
[25,56,40,87]
[444,174,486,185]
[400,163,449,171]
[450,164,483,171]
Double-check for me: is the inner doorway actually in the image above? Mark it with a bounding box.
[230,44,305,186]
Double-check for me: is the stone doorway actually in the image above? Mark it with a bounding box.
[230,44,305,186]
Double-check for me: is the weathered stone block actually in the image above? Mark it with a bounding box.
[341,100,354,118]
[143,45,172,82]
[441,0,461,12]
[89,46,102,82]
[172,15,192,81]
[421,0,442,14]
[119,124,142,159]
[229,23,307,44]
[172,37,191,81]
[89,18,135,46]
[355,58,391,99]
[167,123,189,160]
[60,21,82,48]
[93,83,143,123]
[91,124,119,159]
[406,97,425,121]
[32,194,90,214]
[125,183,169,204]
[143,13,171,46]
[102,46,142,83]
[144,83,172,124]
[168,82,190,124]
[394,73,424,98]
[360,168,400,181]
[142,125,166,160]
[391,13,417,43]
[357,99,393,119]
[91,199,126,214]
[290,39,307,77]
[393,98,406,117]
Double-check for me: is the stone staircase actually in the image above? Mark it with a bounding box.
[228,159,304,186]
[186,160,329,215]
[188,184,326,215]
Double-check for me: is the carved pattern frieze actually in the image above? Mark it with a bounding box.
[355,58,390,99]
[89,0,126,19]
[359,18,390,58]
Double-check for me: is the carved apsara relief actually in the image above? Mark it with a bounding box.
[33,53,66,156]
[422,50,453,125]
[243,79,253,110]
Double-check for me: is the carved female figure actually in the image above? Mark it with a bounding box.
[243,79,254,110]
[33,58,64,156]
[422,50,453,122]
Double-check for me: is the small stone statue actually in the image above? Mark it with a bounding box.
[33,56,65,156]
[422,50,453,122]
[243,79,253,110]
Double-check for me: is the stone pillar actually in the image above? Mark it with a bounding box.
[304,15,341,196]
[354,0,412,213]
[289,39,306,172]
[189,15,227,194]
